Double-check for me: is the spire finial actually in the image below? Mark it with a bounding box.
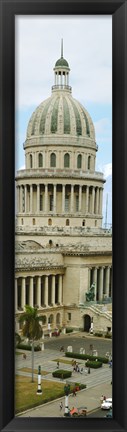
[61,38,63,58]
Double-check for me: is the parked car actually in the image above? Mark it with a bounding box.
[101,398,112,410]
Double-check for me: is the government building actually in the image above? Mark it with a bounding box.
[15,43,112,336]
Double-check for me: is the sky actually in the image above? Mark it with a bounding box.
[15,15,112,226]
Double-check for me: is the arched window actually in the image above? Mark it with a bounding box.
[66,219,70,226]
[42,315,47,324]
[38,153,43,167]
[33,218,36,225]
[88,155,91,170]
[95,220,97,227]
[48,218,52,226]
[50,153,56,167]
[82,219,86,226]
[77,154,82,169]
[56,313,60,325]
[49,314,54,324]
[21,218,24,225]
[64,153,70,168]
[30,154,33,168]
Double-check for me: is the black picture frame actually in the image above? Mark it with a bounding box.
[0,1,127,431]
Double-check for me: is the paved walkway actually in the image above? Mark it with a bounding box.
[19,381,112,417]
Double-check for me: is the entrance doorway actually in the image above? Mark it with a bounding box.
[84,314,91,332]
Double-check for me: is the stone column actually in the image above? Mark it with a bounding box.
[88,268,91,290]
[105,267,110,298]
[21,278,26,310]
[37,276,41,307]
[58,275,62,304]
[29,277,33,307]
[44,276,48,306]
[37,184,40,213]
[54,184,57,213]
[95,188,99,214]
[98,267,104,301]
[51,275,55,306]
[20,186,23,213]
[25,185,27,213]
[45,184,48,213]
[92,186,95,214]
[16,187,19,213]
[79,185,82,212]
[30,185,33,213]
[86,186,89,213]
[70,185,74,213]
[62,185,65,212]
[93,268,97,301]
[15,279,18,311]
[99,188,103,215]
[18,186,20,212]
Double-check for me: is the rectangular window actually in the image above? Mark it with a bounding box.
[40,194,43,211]
[68,313,71,321]
[22,187,25,212]
[50,195,53,211]
[65,195,69,212]
[76,195,79,212]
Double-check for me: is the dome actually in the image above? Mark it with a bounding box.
[26,92,95,140]
[55,57,69,68]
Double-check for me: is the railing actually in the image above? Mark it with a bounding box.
[52,84,72,92]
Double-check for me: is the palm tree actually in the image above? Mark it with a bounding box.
[19,305,44,382]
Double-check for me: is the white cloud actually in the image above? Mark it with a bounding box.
[99,162,112,178]
[94,118,111,135]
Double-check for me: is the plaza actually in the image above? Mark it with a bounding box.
[15,332,112,417]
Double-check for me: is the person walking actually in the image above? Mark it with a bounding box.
[59,401,63,411]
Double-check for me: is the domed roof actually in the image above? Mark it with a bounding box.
[27,92,95,140]
[55,57,69,68]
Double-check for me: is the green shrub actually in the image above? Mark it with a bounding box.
[105,333,112,339]
[85,360,102,368]
[65,352,108,364]
[66,328,73,333]
[16,343,41,351]
[52,369,72,379]
[94,332,103,337]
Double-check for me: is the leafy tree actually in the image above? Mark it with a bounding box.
[19,305,44,382]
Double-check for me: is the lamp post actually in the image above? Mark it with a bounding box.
[64,384,70,416]
[37,365,42,395]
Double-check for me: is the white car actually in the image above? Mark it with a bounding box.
[101,398,112,410]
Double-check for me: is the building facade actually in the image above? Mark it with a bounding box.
[15,45,112,335]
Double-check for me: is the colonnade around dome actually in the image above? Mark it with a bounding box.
[16,182,103,228]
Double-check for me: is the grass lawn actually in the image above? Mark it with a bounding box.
[15,375,72,414]
[15,352,24,356]
[19,368,49,375]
